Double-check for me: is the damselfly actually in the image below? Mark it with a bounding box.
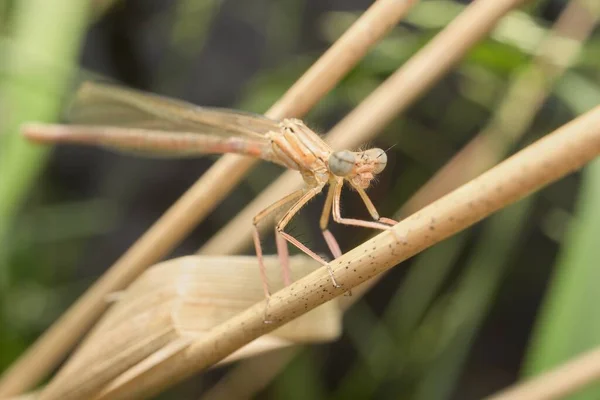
[22,82,397,299]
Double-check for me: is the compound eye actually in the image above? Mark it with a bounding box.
[329,150,355,176]
[365,148,387,174]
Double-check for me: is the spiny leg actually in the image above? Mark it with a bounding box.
[354,184,399,226]
[319,180,343,259]
[276,184,341,288]
[332,181,395,231]
[351,184,406,242]
[252,189,305,300]
[378,217,398,226]
[320,179,355,295]
[274,191,321,286]
[275,227,291,286]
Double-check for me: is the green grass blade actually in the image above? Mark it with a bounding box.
[523,159,600,400]
[413,197,534,400]
[0,0,91,277]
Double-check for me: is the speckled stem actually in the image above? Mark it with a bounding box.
[95,105,600,400]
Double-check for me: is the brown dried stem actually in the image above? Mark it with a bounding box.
[339,0,600,309]
[200,0,529,255]
[95,104,600,400]
[401,0,600,216]
[201,0,600,397]
[486,346,600,400]
[0,0,417,394]
[197,0,537,395]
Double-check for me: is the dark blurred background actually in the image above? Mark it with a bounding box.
[1,0,600,399]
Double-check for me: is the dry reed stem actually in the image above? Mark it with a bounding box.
[94,101,600,400]
[6,392,39,400]
[198,0,539,394]
[401,0,600,216]
[339,0,600,309]
[486,346,600,400]
[200,0,529,254]
[0,0,416,394]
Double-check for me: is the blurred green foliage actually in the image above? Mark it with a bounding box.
[0,0,91,375]
[1,0,600,399]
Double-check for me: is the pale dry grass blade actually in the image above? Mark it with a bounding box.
[200,0,529,255]
[94,102,600,400]
[1,0,416,392]
[486,346,600,400]
[38,255,340,400]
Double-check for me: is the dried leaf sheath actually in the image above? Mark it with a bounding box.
[37,256,342,400]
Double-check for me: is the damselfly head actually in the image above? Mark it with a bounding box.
[328,148,387,189]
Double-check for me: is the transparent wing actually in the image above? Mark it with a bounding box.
[36,81,287,164]
[67,82,282,139]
